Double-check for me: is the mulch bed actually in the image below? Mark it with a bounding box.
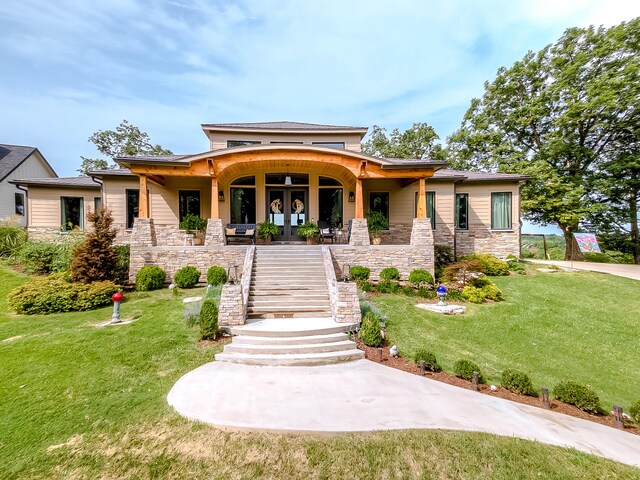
[355,338,640,435]
[197,334,232,349]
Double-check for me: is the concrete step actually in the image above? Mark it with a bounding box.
[251,281,328,287]
[214,349,364,366]
[248,296,330,303]
[223,339,355,355]
[232,332,349,345]
[247,311,333,319]
[248,304,331,312]
[250,288,330,294]
[229,319,353,337]
[249,291,329,297]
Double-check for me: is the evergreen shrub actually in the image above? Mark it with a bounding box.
[501,369,536,396]
[629,400,640,423]
[409,269,433,287]
[359,311,383,347]
[350,266,370,283]
[414,349,441,372]
[199,298,219,340]
[174,266,200,288]
[70,207,117,283]
[207,266,227,286]
[453,359,483,383]
[135,265,166,291]
[18,242,72,275]
[553,381,601,414]
[461,253,509,276]
[379,267,400,281]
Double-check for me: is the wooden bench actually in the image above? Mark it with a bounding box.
[225,223,256,245]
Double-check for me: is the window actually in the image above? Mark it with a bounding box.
[227,140,260,148]
[265,173,309,185]
[126,189,139,229]
[61,197,83,231]
[270,141,303,144]
[231,176,256,186]
[491,192,512,230]
[455,193,468,230]
[179,190,201,221]
[230,188,256,224]
[312,142,345,149]
[14,192,24,216]
[94,197,102,212]
[319,177,343,228]
[414,191,436,229]
[369,192,389,225]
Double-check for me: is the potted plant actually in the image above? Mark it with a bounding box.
[298,221,319,245]
[257,220,279,245]
[179,214,207,245]
[366,211,388,245]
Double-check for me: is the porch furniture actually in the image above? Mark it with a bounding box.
[318,221,336,244]
[335,228,348,244]
[225,223,256,245]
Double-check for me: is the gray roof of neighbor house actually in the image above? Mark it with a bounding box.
[202,121,369,133]
[10,176,100,189]
[0,144,57,182]
[433,169,528,182]
[89,168,138,176]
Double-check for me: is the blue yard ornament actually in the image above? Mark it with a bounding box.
[436,285,447,306]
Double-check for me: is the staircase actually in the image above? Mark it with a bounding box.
[215,246,364,366]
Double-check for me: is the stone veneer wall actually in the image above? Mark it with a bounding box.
[330,245,435,280]
[377,223,412,245]
[456,228,520,259]
[26,226,84,244]
[348,218,370,246]
[321,246,361,325]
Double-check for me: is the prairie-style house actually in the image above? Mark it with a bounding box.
[12,121,525,326]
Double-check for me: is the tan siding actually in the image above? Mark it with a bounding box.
[27,186,99,228]
[102,177,139,227]
[455,182,520,230]
[207,132,362,152]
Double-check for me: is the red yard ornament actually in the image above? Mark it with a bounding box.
[111,292,123,324]
[112,292,123,303]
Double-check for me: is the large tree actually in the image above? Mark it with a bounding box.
[447,18,640,259]
[362,122,445,160]
[78,120,172,175]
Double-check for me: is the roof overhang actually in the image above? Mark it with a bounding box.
[10,178,101,189]
[201,124,369,139]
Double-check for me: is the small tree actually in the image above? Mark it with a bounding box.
[70,207,118,284]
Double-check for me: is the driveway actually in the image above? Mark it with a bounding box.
[528,260,640,281]
[168,359,640,469]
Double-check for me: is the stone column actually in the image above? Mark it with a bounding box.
[349,218,370,246]
[410,217,434,247]
[218,283,245,326]
[130,217,155,247]
[205,218,225,246]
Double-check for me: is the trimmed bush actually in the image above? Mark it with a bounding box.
[207,266,227,286]
[414,349,441,372]
[359,311,383,347]
[461,253,509,276]
[0,225,27,258]
[553,381,601,414]
[401,285,414,296]
[462,286,486,303]
[113,245,130,284]
[379,267,400,281]
[350,266,370,283]
[135,265,166,291]
[409,269,434,287]
[8,274,119,314]
[360,281,372,292]
[629,400,640,423]
[174,266,200,288]
[453,360,484,383]
[462,281,503,303]
[18,242,73,275]
[501,369,536,396]
[199,298,219,340]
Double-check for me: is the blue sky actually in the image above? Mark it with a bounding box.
[1,0,639,234]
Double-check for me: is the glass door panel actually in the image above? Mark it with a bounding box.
[289,189,307,239]
[267,189,286,240]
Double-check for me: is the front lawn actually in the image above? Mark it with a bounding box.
[373,270,640,408]
[1,264,639,478]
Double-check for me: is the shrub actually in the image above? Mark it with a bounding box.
[199,298,219,340]
[0,225,27,258]
[462,280,503,303]
[359,311,383,347]
[417,286,435,298]
[358,291,386,319]
[434,244,454,268]
[553,381,601,414]
[379,267,400,281]
[501,369,536,396]
[366,210,388,237]
[461,253,509,276]
[414,349,441,372]
[443,288,465,301]
[401,285,414,296]
[179,214,207,233]
[18,242,73,274]
[207,266,227,286]
[135,265,166,291]
[8,274,119,314]
[443,259,483,285]
[462,285,486,303]
[629,400,640,423]
[297,221,319,239]
[113,245,130,284]
[70,207,117,283]
[174,266,200,288]
[350,266,370,283]
[453,360,484,383]
[375,280,391,294]
[409,269,434,287]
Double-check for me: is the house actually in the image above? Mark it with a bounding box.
[0,144,57,226]
[12,121,526,326]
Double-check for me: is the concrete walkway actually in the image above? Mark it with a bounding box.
[528,259,640,281]
[168,359,640,469]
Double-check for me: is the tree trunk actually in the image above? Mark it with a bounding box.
[560,224,585,261]
[630,184,639,264]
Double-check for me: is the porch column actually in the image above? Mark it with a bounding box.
[211,177,219,219]
[139,175,149,218]
[355,177,364,218]
[417,177,427,219]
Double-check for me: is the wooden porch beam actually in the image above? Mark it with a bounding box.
[416,177,427,219]
[139,175,149,218]
[146,175,165,187]
[211,177,219,219]
[355,177,364,219]
[401,178,418,188]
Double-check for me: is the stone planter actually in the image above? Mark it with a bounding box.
[371,237,382,245]
[263,237,272,245]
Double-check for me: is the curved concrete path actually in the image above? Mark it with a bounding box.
[168,359,640,469]
[528,260,640,281]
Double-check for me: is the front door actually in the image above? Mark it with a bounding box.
[267,188,308,241]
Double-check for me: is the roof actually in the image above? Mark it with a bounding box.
[89,168,138,177]
[432,169,528,183]
[0,144,57,183]
[10,176,101,189]
[201,121,369,135]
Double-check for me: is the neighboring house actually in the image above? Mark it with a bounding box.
[0,144,57,226]
[13,121,526,298]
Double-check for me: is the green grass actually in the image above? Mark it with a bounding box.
[373,270,640,409]
[1,263,639,479]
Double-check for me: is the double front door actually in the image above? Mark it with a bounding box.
[267,188,308,241]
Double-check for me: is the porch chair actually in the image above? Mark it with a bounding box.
[318,221,336,244]
[225,223,256,245]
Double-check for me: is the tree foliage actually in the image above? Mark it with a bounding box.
[78,120,172,175]
[362,123,445,160]
[447,19,640,260]
[70,207,118,283]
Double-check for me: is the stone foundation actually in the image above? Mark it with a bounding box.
[377,223,412,244]
[349,218,370,246]
[27,226,85,243]
[456,227,520,259]
[330,245,435,280]
[322,246,361,324]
